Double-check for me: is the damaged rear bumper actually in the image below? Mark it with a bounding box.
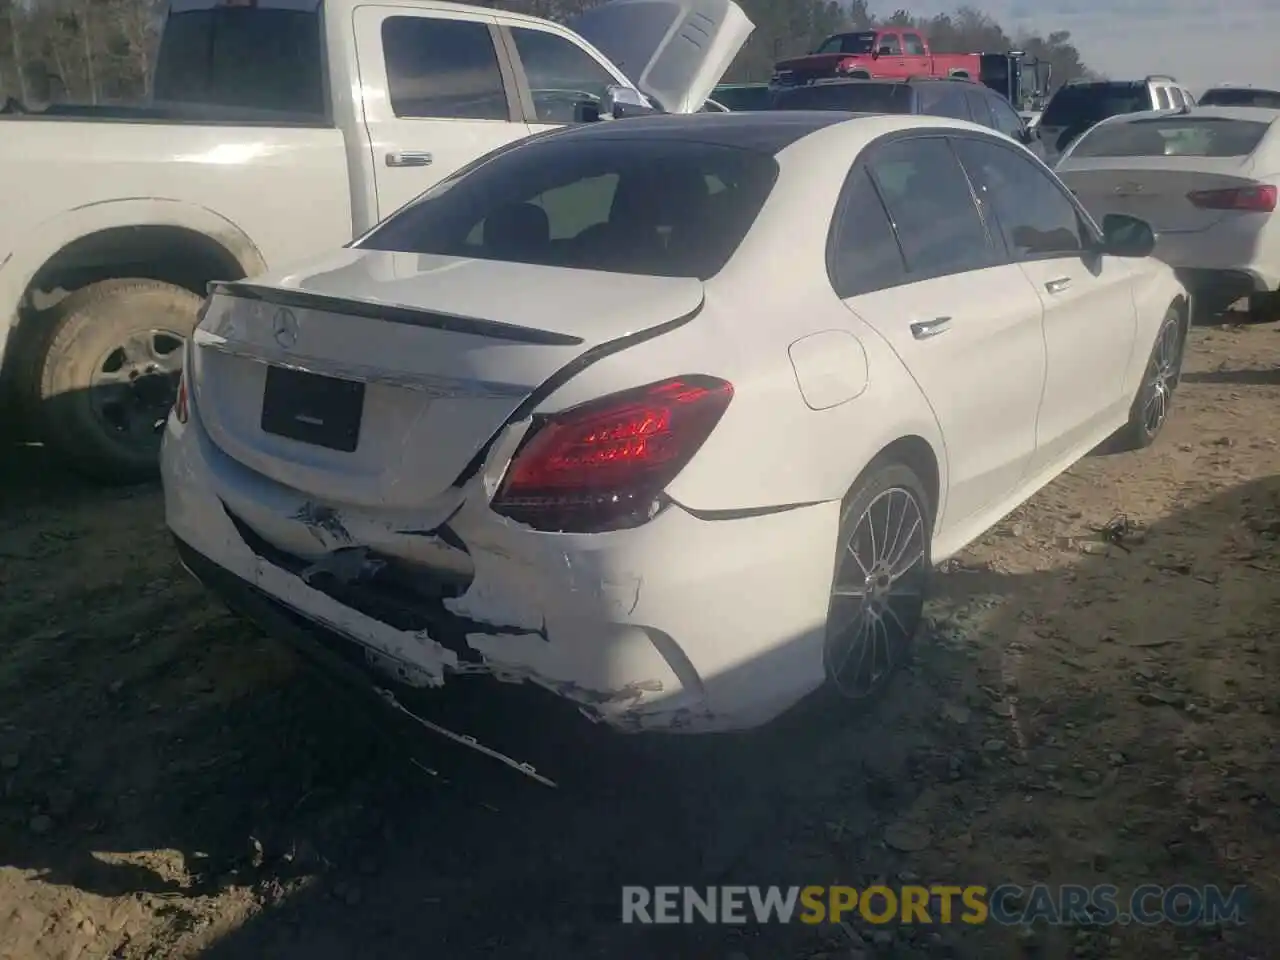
[161,403,840,734]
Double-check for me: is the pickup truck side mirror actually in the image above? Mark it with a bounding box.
[599,85,661,120]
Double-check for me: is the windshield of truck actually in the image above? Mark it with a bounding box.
[1070,117,1271,158]
[1041,83,1148,128]
[773,82,912,113]
[1198,88,1280,109]
[359,137,778,280]
[814,32,877,55]
[152,6,326,119]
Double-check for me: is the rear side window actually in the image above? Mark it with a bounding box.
[903,33,926,55]
[865,136,996,280]
[359,138,778,280]
[152,7,325,117]
[1040,83,1148,128]
[916,83,971,121]
[1070,117,1271,158]
[773,83,913,113]
[829,169,908,297]
[1199,88,1280,109]
[1154,88,1171,110]
[382,16,509,120]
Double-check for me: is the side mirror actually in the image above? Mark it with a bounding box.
[1099,213,1156,258]
[599,85,660,119]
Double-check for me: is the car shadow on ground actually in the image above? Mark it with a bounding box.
[1,442,1277,958]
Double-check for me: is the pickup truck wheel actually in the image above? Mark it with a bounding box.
[25,278,200,484]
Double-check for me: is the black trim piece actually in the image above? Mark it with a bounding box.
[450,298,706,487]
[677,499,826,521]
[209,281,585,347]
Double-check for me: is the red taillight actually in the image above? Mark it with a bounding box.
[173,371,189,424]
[1186,184,1277,212]
[491,376,733,533]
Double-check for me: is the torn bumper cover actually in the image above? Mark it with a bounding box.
[161,404,839,735]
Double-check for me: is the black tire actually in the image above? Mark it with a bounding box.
[1112,303,1186,452]
[21,278,201,484]
[809,461,933,714]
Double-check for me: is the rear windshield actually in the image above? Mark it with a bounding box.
[773,83,912,113]
[152,7,325,118]
[359,137,778,280]
[1198,88,1280,109]
[814,32,877,55]
[1070,117,1271,158]
[1041,83,1148,128]
[712,86,775,111]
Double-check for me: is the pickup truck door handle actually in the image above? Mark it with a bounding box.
[1045,277,1072,294]
[909,317,952,339]
[385,151,433,168]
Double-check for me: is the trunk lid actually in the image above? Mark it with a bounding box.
[569,0,754,114]
[1056,157,1264,232]
[191,249,704,509]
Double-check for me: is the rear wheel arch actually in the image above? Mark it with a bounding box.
[848,434,942,530]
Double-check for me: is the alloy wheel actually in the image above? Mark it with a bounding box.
[824,486,928,699]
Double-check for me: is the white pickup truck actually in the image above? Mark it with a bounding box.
[0,0,751,482]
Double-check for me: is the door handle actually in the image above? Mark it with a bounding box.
[910,316,952,339]
[1045,277,1072,294]
[385,151,433,168]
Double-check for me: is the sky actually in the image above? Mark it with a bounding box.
[885,0,1280,93]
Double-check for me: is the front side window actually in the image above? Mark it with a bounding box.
[382,17,509,121]
[877,34,902,56]
[360,138,778,280]
[510,26,618,123]
[866,136,996,280]
[988,96,1027,138]
[953,136,1086,258]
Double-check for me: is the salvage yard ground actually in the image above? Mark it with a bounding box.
[2,318,1279,960]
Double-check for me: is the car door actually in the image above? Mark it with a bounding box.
[951,134,1140,472]
[874,32,905,77]
[901,32,929,76]
[353,6,528,222]
[500,22,631,132]
[832,135,1047,528]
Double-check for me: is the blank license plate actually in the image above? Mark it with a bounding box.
[260,365,364,452]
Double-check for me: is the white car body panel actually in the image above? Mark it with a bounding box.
[162,113,1186,736]
[1056,107,1280,291]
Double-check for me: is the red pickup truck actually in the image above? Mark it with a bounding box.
[771,29,980,88]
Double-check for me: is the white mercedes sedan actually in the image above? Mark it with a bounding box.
[163,112,1188,742]
[1055,106,1280,316]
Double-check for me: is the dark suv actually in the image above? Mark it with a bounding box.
[771,77,1034,146]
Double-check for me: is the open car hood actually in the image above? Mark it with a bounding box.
[570,0,754,114]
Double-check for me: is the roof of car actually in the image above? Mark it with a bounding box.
[545,111,866,154]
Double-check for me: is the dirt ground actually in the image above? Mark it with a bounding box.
[2,317,1279,960]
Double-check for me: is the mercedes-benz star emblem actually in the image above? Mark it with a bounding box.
[272,307,299,349]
